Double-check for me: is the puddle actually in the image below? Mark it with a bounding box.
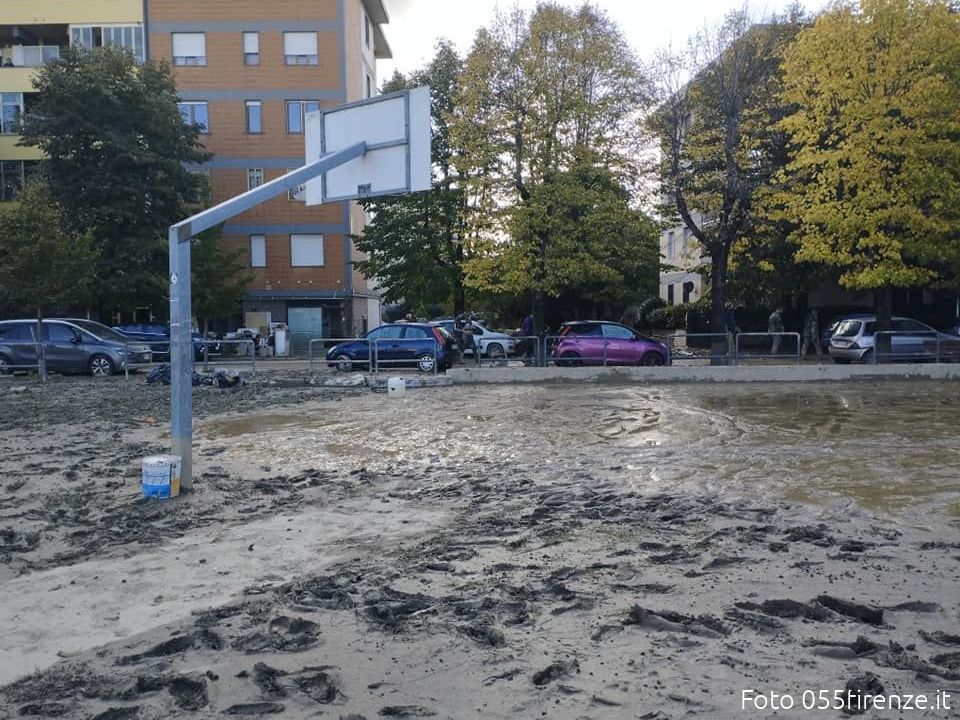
[199,381,960,517]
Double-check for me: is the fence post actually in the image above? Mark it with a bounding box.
[250,340,256,375]
[124,343,130,380]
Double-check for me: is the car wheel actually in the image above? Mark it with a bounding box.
[559,351,582,367]
[334,354,354,372]
[89,354,114,377]
[486,342,505,359]
[417,354,436,373]
[640,351,665,367]
[860,349,875,365]
[0,354,11,375]
[832,358,851,364]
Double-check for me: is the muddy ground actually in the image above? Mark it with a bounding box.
[1,375,960,719]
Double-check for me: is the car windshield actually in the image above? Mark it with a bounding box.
[69,320,129,342]
[834,320,863,337]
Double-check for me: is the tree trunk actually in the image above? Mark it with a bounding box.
[533,289,546,367]
[875,286,893,362]
[710,242,730,365]
[36,308,47,382]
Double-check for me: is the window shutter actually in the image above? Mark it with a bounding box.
[283,32,317,56]
[172,33,205,57]
[243,32,259,54]
[290,235,325,267]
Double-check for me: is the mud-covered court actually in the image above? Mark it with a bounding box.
[1,375,959,718]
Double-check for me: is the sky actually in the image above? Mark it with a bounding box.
[378,0,831,78]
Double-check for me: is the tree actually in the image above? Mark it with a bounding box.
[0,181,97,377]
[453,2,652,332]
[353,42,470,316]
[19,47,210,317]
[771,0,960,332]
[652,10,806,335]
[191,227,252,334]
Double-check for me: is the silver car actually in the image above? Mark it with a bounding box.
[0,319,152,376]
[829,315,960,364]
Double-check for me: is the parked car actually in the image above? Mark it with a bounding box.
[326,323,451,372]
[0,318,152,376]
[820,312,874,353]
[431,318,515,359]
[553,321,669,366]
[828,315,960,363]
[113,323,222,361]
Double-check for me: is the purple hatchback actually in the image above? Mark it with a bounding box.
[553,321,669,367]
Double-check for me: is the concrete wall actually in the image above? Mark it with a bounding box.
[2,0,143,24]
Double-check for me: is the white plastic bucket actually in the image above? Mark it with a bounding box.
[142,455,182,499]
[387,377,406,397]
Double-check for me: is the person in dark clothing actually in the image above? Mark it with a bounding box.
[462,319,480,366]
[520,313,535,364]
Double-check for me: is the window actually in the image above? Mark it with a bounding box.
[172,33,206,66]
[250,235,267,267]
[365,73,372,99]
[286,168,305,202]
[404,327,429,339]
[71,25,144,62]
[364,13,372,49]
[245,100,262,133]
[243,32,260,66]
[247,168,264,190]
[667,284,674,304]
[603,324,634,340]
[0,323,33,342]
[46,323,79,343]
[368,325,403,340]
[1,94,23,135]
[177,102,209,133]
[285,100,319,133]
[290,234,324,267]
[284,32,318,65]
[666,231,675,260]
[0,160,40,202]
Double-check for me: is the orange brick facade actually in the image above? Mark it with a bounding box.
[146,0,387,342]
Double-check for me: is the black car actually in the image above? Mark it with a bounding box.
[113,324,222,361]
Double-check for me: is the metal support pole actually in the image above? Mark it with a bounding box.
[169,226,194,490]
[167,143,367,490]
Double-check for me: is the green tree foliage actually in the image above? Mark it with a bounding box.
[0,182,97,375]
[353,42,469,315]
[771,0,960,327]
[191,227,252,334]
[19,47,210,316]
[453,2,655,331]
[652,10,806,332]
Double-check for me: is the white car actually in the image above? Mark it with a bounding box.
[467,321,516,358]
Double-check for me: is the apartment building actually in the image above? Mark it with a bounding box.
[1,1,390,347]
[660,215,706,306]
[147,0,389,347]
[0,1,145,200]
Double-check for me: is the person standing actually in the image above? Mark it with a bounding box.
[520,313,535,365]
[768,307,784,354]
[462,318,480,366]
[801,308,822,360]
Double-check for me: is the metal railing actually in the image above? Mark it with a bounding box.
[735,332,801,365]
[309,336,369,370]
[123,339,256,379]
[872,330,960,364]
[661,332,733,366]
[0,341,46,378]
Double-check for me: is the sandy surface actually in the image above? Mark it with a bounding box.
[2,375,960,719]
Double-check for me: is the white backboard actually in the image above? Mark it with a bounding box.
[304,86,431,204]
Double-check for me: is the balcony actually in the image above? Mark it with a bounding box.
[6,45,61,68]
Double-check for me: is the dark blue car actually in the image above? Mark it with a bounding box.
[113,324,222,361]
[326,323,451,372]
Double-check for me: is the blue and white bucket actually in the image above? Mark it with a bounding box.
[141,455,182,499]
